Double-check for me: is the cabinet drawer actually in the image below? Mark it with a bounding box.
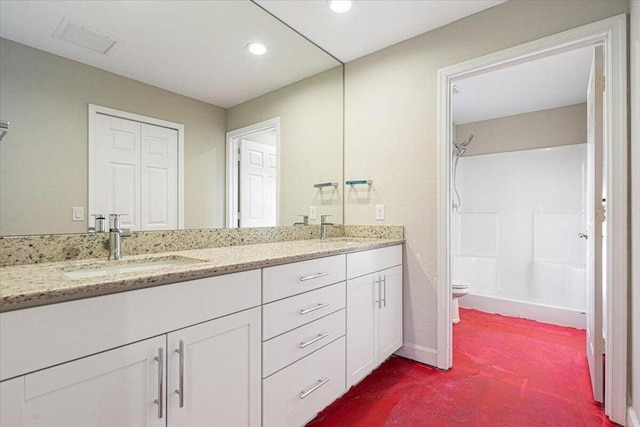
[347,245,402,279]
[263,337,346,427]
[263,309,345,378]
[263,282,345,340]
[263,255,346,303]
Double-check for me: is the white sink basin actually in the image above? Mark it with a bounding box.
[63,256,202,280]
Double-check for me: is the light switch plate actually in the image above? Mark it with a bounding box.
[375,204,385,221]
[72,207,84,221]
[310,206,317,220]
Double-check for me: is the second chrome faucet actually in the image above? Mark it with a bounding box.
[108,214,131,260]
[320,215,334,240]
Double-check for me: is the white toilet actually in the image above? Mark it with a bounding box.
[451,279,470,324]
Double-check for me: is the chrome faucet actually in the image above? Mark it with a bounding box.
[320,215,334,240]
[294,215,310,226]
[108,214,131,260]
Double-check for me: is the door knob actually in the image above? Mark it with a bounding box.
[578,232,588,239]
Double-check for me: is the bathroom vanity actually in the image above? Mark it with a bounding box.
[0,239,403,427]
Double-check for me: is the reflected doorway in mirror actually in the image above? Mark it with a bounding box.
[226,118,280,228]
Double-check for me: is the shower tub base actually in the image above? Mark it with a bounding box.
[459,293,586,329]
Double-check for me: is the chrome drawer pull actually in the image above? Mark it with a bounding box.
[300,333,330,349]
[153,347,164,419]
[175,340,185,408]
[300,302,330,315]
[382,275,387,308]
[300,272,330,282]
[300,378,330,399]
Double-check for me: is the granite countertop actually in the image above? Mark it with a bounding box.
[0,237,404,312]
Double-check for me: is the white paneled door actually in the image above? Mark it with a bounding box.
[92,113,178,231]
[586,45,605,403]
[94,114,141,230]
[141,123,178,231]
[239,139,276,228]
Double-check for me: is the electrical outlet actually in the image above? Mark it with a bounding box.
[310,206,317,220]
[72,207,84,222]
[375,204,385,221]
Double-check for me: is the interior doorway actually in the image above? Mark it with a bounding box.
[226,118,280,228]
[436,15,627,424]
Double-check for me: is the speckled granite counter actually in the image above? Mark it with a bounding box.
[0,237,403,312]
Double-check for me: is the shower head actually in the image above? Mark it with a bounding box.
[454,134,473,150]
[453,134,473,157]
[0,121,8,142]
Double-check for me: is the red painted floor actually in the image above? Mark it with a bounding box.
[308,308,615,427]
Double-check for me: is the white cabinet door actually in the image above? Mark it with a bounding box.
[378,265,403,362]
[141,123,178,231]
[0,336,166,427]
[346,273,379,388]
[167,307,261,427]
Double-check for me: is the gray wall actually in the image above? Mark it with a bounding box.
[0,38,227,235]
[227,66,344,226]
[343,0,629,366]
[455,103,587,156]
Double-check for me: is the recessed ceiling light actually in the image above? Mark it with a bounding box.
[328,0,353,14]
[246,42,267,56]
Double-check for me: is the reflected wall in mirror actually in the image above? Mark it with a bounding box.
[0,0,343,236]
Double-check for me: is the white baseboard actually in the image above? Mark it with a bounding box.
[628,406,640,427]
[460,293,586,329]
[395,342,438,367]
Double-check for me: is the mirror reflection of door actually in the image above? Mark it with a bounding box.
[226,119,280,228]
[239,138,277,228]
[90,107,182,232]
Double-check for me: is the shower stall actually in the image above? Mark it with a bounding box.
[450,142,587,327]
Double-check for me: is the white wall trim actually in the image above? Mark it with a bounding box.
[225,118,281,228]
[395,342,438,367]
[436,15,627,424]
[87,104,185,229]
[629,406,640,427]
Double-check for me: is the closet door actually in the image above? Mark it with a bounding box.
[141,123,178,231]
[93,113,141,230]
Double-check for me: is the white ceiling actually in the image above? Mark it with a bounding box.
[255,0,506,63]
[452,46,595,124]
[0,1,339,108]
[1,0,510,108]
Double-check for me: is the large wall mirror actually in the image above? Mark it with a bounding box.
[0,1,344,236]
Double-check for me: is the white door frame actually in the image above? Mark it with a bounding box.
[436,15,627,424]
[88,104,185,229]
[225,118,280,228]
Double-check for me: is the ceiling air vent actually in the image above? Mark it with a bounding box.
[53,18,119,54]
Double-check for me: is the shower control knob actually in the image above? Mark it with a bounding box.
[578,232,588,239]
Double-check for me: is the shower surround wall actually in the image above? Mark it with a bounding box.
[453,144,587,327]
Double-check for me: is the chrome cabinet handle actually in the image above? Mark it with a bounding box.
[175,340,185,408]
[300,333,330,349]
[300,302,330,315]
[375,277,382,309]
[300,378,330,399]
[153,347,164,419]
[382,275,387,308]
[300,272,330,282]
